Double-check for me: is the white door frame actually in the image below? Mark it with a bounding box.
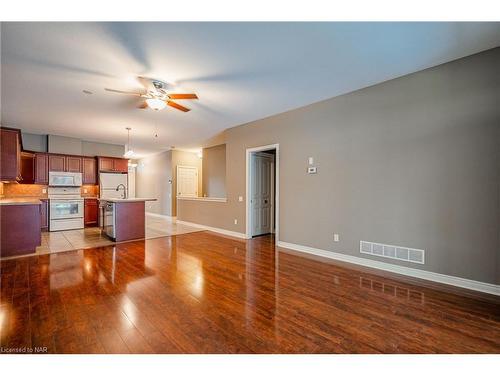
[245,144,279,243]
[176,165,198,197]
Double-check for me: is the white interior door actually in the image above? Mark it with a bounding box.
[177,165,198,197]
[251,153,273,236]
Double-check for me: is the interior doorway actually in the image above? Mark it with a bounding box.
[246,144,279,242]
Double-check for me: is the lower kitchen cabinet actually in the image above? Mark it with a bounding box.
[0,203,41,257]
[84,198,98,226]
[40,199,49,230]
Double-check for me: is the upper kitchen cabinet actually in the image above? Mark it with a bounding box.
[20,152,35,184]
[48,154,65,172]
[98,157,114,172]
[48,154,83,173]
[0,128,21,181]
[66,156,82,173]
[82,157,97,184]
[34,153,49,184]
[113,158,129,173]
[98,157,128,173]
[0,127,22,181]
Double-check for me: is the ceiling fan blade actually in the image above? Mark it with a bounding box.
[167,93,198,100]
[167,100,190,112]
[105,88,143,96]
[138,102,148,109]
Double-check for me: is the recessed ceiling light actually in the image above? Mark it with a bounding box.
[82,90,93,95]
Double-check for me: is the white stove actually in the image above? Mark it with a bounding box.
[48,187,84,231]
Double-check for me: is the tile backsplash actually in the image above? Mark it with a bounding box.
[2,183,48,198]
[0,182,99,198]
[81,185,99,197]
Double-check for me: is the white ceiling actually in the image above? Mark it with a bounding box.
[1,22,499,157]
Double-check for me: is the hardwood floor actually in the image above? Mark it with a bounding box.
[0,231,499,353]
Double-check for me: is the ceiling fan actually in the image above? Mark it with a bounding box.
[105,77,198,112]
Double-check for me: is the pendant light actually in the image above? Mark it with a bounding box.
[123,127,135,158]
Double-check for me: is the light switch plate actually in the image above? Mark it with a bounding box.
[308,157,314,165]
[307,167,317,174]
[234,219,238,225]
[42,188,47,194]
[238,196,243,202]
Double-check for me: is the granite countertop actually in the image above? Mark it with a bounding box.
[0,197,42,205]
[97,198,157,203]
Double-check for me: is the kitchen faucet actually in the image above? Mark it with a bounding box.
[116,184,127,199]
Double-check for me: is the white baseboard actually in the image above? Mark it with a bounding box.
[277,241,500,296]
[176,220,247,239]
[146,212,176,220]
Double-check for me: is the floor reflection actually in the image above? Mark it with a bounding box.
[0,232,499,353]
[359,276,425,304]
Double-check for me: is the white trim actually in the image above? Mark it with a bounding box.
[176,220,247,239]
[146,212,176,220]
[277,240,500,296]
[177,196,227,202]
[245,144,280,243]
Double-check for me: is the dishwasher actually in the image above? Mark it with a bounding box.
[103,201,116,240]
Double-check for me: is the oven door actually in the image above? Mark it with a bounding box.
[50,200,84,219]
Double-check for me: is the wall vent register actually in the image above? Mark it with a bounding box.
[360,240,425,264]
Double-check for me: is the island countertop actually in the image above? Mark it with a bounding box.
[0,197,42,205]
[98,198,157,203]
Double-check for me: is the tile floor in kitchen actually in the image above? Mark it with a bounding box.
[35,214,203,255]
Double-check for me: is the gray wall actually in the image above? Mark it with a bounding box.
[136,151,172,215]
[136,149,202,216]
[82,141,124,157]
[178,47,500,284]
[202,144,226,197]
[22,133,47,152]
[48,134,124,157]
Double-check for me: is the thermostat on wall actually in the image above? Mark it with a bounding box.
[307,167,317,174]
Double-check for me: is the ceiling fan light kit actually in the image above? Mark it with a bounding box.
[146,98,167,111]
[105,77,198,112]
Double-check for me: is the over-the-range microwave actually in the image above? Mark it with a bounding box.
[48,171,83,187]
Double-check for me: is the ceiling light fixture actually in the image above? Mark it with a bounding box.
[123,127,135,158]
[146,98,167,111]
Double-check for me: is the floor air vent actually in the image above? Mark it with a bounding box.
[360,241,425,264]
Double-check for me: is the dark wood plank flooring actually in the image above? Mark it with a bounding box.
[1,231,499,353]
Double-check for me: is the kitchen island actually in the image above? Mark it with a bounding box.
[99,198,156,242]
[0,198,42,257]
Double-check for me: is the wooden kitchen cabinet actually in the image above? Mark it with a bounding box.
[34,153,49,184]
[48,154,84,173]
[0,127,22,181]
[0,203,41,257]
[82,157,97,184]
[66,156,82,173]
[48,154,66,172]
[98,157,128,173]
[40,199,49,230]
[113,158,129,173]
[84,198,98,226]
[98,157,115,172]
[20,152,35,184]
